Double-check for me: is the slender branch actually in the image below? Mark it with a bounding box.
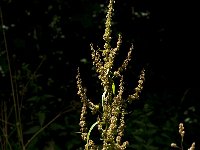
[24,108,74,148]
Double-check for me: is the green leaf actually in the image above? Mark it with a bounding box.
[27,96,40,102]
[133,135,144,143]
[112,82,115,95]
[38,111,45,127]
[86,121,98,150]
[49,123,65,130]
[24,126,40,134]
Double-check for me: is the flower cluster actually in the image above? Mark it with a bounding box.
[76,0,145,149]
[171,123,195,150]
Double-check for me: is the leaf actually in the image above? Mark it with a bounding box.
[112,82,115,95]
[38,111,45,127]
[86,121,98,150]
[24,126,40,134]
[41,94,54,99]
[144,144,159,150]
[27,96,40,102]
[133,135,144,143]
[49,123,65,130]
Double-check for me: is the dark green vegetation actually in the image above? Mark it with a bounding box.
[0,0,199,149]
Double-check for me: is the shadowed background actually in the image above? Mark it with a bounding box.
[0,0,199,149]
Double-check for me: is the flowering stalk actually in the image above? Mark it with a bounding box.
[171,123,195,150]
[76,0,145,149]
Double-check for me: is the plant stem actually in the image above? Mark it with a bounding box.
[0,7,24,149]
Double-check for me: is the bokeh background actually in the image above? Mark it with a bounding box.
[0,0,199,149]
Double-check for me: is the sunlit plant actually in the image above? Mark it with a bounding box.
[171,123,195,150]
[76,0,145,149]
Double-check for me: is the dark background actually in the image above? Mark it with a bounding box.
[0,0,199,149]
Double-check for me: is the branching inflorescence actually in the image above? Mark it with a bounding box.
[76,0,145,149]
[171,123,195,150]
